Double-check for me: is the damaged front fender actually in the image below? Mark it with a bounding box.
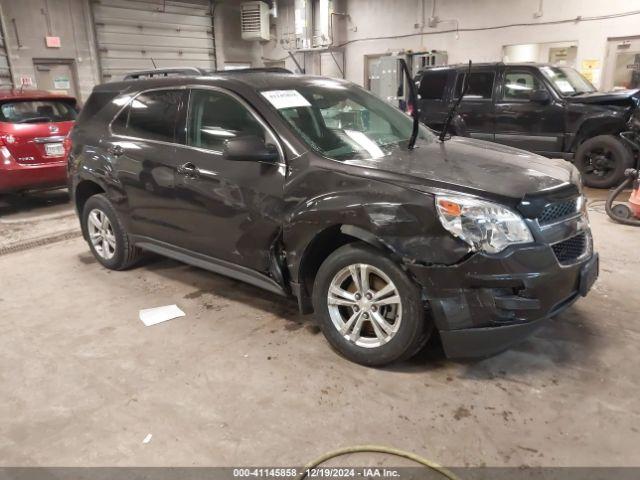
[283,166,471,296]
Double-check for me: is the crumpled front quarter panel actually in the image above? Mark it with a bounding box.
[283,153,470,283]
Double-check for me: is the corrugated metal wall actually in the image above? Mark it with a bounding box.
[0,8,12,89]
[91,0,215,82]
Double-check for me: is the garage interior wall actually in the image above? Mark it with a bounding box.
[0,0,264,95]
[0,0,100,101]
[260,0,640,89]
[259,0,348,78]
[0,0,637,98]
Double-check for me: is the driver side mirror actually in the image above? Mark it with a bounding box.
[530,89,551,104]
[223,135,279,163]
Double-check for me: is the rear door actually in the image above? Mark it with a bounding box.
[103,88,190,244]
[417,69,454,132]
[453,68,497,141]
[494,66,565,154]
[0,98,77,165]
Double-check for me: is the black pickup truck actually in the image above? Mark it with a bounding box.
[416,62,640,188]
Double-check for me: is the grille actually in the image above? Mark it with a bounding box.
[538,199,578,225]
[552,233,587,265]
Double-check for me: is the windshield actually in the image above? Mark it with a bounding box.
[539,66,596,96]
[261,80,434,161]
[0,99,77,123]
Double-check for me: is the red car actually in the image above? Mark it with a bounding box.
[0,90,77,194]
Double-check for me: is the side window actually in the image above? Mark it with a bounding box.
[419,71,448,100]
[115,90,185,142]
[502,70,544,101]
[187,89,267,153]
[455,72,495,100]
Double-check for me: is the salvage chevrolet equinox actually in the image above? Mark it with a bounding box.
[69,68,598,366]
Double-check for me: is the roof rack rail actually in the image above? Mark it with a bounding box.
[123,67,208,81]
[122,66,294,81]
[219,67,294,74]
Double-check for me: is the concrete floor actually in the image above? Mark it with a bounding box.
[0,189,639,467]
[0,189,78,252]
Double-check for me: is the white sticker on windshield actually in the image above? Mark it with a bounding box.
[261,90,311,109]
[555,80,575,93]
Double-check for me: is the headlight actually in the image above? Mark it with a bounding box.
[436,195,534,253]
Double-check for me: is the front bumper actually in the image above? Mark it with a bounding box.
[408,245,599,358]
[0,159,67,193]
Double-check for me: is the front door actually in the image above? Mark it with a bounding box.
[173,87,285,273]
[494,67,565,155]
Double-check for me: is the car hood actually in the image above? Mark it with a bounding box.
[343,136,578,200]
[565,88,640,105]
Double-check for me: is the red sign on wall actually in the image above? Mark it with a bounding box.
[45,36,61,48]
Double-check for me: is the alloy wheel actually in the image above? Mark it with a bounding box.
[327,263,402,348]
[87,208,116,260]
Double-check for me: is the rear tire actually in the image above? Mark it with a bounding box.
[574,135,633,188]
[81,194,142,270]
[312,243,431,366]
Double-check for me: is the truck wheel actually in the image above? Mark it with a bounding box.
[312,243,431,366]
[81,194,143,270]
[575,135,633,188]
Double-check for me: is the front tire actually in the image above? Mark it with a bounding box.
[81,194,142,270]
[312,243,431,366]
[574,135,633,188]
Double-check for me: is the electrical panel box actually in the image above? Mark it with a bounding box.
[411,51,448,77]
[241,1,270,41]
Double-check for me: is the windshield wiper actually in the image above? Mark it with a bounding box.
[439,60,472,142]
[398,58,419,150]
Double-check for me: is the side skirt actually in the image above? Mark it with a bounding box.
[131,235,289,297]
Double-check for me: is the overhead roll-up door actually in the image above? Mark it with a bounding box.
[91,0,215,82]
[0,14,13,89]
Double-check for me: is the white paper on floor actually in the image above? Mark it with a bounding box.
[139,305,185,327]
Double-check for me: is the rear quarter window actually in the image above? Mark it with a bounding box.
[0,99,77,123]
[112,90,186,143]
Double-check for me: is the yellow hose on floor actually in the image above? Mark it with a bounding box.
[299,445,461,480]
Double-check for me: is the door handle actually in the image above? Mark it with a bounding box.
[107,145,124,157]
[177,162,199,177]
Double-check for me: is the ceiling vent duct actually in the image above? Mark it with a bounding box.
[241,1,271,41]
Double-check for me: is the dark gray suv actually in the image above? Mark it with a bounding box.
[68,69,598,366]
